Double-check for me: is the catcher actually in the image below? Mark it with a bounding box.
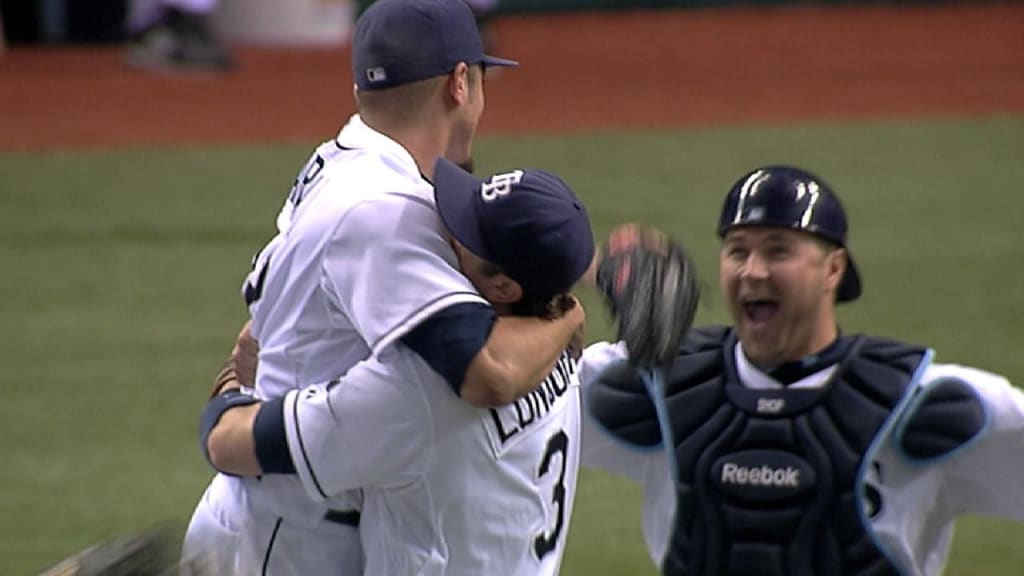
[580,165,1024,576]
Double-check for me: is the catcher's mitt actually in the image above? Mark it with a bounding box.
[38,524,177,576]
[596,223,700,370]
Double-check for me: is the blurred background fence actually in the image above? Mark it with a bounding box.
[2,0,1013,48]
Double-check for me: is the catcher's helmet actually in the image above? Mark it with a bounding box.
[717,165,861,302]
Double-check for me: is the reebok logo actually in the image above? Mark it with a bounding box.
[721,463,800,488]
[713,450,815,500]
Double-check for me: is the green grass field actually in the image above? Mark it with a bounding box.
[2,114,1023,574]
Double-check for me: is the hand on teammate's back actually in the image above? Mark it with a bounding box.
[544,293,580,320]
[545,294,586,359]
[553,295,586,352]
[231,321,259,387]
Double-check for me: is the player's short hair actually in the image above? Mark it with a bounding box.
[355,74,447,116]
[509,292,568,320]
[472,258,565,319]
[355,63,483,122]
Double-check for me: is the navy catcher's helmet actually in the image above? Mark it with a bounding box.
[717,165,862,302]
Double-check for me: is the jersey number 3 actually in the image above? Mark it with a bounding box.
[534,429,569,560]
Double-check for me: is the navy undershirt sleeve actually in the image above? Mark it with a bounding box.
[401,302,497,396]
[252,397,297,474]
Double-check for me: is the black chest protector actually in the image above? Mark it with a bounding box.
[591,327,928,576]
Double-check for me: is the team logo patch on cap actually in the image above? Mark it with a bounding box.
[480,169,523,202]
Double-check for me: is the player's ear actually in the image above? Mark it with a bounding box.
[447,62,470,105]
[825,246,846,293]
[482,274,522,305]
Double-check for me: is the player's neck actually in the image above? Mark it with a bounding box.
[364,116,449,180]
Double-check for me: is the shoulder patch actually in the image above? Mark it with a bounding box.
[897,377,986,461]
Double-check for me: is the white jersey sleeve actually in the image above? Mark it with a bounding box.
[579,341,665,481]
[324,192,486,354]
[921,363,1024,518]
[578,340,677,567]
[867,362,1024,575]
[282,351,433,502]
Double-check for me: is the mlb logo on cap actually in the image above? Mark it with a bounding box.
[366,67,388,83]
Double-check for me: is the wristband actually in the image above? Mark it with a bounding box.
[199,388,260,473]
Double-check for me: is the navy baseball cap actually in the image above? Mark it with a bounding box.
[717,165,862,302]
[434,157,595,301]
[353,0,519,91]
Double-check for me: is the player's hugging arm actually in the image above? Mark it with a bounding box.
[200,378,266,477]
[401,295,586,408]
[464,299,585,406]
[197,356,297,478]
[329,196,587,408]
[199,354,433,495]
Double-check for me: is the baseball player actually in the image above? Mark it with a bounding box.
[200,158,595,575]
[580,165,1024,575]
[183,0,585,573]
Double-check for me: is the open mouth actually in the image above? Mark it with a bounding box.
[742,300,779,325]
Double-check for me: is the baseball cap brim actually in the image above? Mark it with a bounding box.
[481,55,519,69]
[433,157,492,261]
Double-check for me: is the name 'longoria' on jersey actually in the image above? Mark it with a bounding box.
[487,352,578,453]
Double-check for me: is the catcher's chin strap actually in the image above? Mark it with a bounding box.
[636,365,682,491]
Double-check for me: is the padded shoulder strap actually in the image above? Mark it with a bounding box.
[895,377,986,461]
[589,359,661,447]
[589,326,734,448]
[678,325,733,354]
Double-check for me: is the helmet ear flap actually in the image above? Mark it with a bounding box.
[836,254,862,302]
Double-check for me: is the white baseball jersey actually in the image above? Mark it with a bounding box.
[183,114,486,575]
[246,113,485,400]
[281,346,583,576]
[579,341,1024,576]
